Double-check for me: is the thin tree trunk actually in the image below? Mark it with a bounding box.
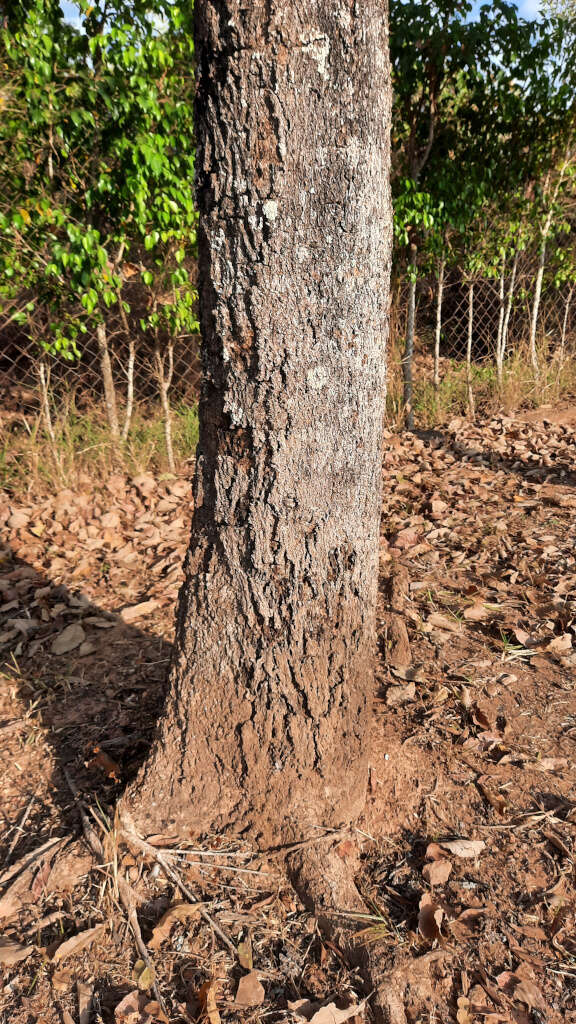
[529,241,546,375]
[122,337,136,442]
[529,153,572,375]
[38,355,56,447]
[433,254,445,393]
[560,284,574,362]
[466,281,475,419]
[118,300,136,441]
[96,321,120,439]
[154,339,175,474]
[500,251,518,384]
[402,258,417,430]
[495,260,506,389]
[121,0,393,845]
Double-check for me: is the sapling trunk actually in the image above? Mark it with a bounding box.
[402,254,417,430]
[529,242,546,375]
[433,255,445,393]
[466,281,475,419]
[154,339,175,474]
[96,321,120,440]
[560,285,574,363]
[495,261,506,389]
[37,355,56,447]
[500,252,518,386]
[118,301,136,441]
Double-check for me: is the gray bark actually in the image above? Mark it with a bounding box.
[123,0,393,845]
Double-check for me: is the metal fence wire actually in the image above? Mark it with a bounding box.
[1,250,575,432]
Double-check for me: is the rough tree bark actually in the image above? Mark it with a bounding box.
[122,0,392,845]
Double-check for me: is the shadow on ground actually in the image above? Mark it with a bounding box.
[0,542,173,860]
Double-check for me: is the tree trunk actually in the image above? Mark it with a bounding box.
[495,260,506,389]
[121,1,392,846]
[402,257,417,430]
[466,281,475,419]
[433,254,445,393]
[499,250,518,388]
[529,242,546,375]
[96,321,120,439]
[560,284,574,362]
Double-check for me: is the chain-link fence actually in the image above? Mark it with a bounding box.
[1,251,575,443]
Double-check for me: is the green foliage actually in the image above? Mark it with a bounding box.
[390,0,576,278]
[0,0,199,362]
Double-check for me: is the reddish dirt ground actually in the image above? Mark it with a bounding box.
[0,410,575,1024]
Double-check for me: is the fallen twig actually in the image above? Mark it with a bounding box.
[119,829,237,955]
[117,874,168,1017]
[3,791,37,867]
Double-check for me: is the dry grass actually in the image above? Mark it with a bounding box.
[0,395,199,497]
[385,338,576,429]
[2,344,576,498]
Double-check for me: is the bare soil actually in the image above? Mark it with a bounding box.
[0,409,575,1024]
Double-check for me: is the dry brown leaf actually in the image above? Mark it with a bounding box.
[143,1002,168,1024]
[238,936,253,970]
[450,908,487,940]
[132,958,155,991]
[197,980,221,1024]
[545,633,572,655]
[52,923,105,963]
[472,703,493,731]
[440,839,486,859]
[83,615,115,629]
[456,996,473,1024]
[148,901,200,950]
[477,779,507,816]
[534,757,568,773]
[115,989,154,1024]
[496,971,546,1011]
[234,971,265,1008]
[463,603,490,622]
[422,859,452,886]
[425,842,448,862]
[289,998,367,1024]
[52,968,74,993]
[0,936,35,965]
[120,599,160,624]
[386,681,416,706]
[418,892,443,942]
[427,613,462,633]
[51,622,85,655]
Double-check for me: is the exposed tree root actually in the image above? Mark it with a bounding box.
[288,844,452,1024]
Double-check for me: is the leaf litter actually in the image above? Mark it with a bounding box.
[1,409,576,1023]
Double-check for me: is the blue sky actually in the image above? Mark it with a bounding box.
[60,1,543,23]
